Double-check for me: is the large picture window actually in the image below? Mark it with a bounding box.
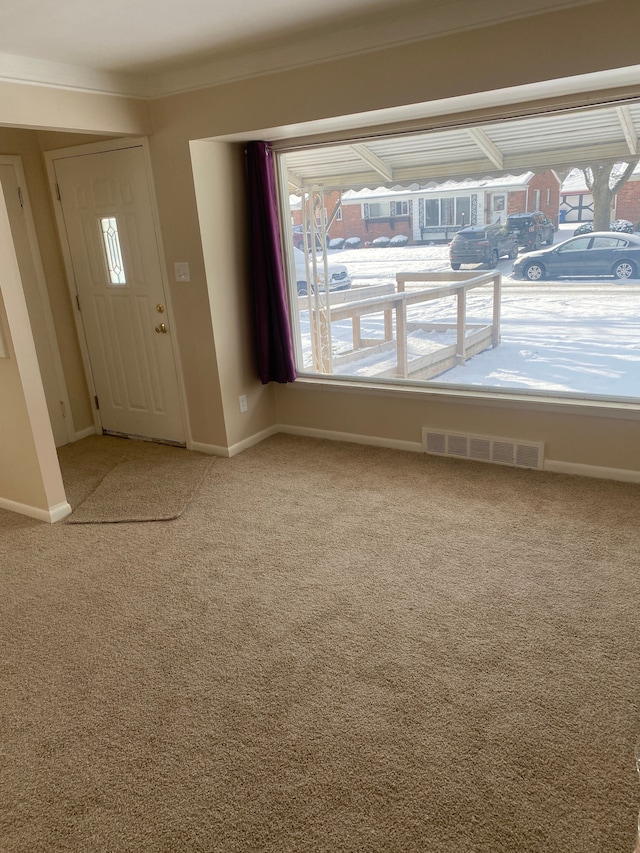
[277,101,640,404]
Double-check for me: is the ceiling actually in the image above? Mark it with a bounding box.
[0,0,605,98]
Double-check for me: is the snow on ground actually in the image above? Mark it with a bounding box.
[297,226,640,400]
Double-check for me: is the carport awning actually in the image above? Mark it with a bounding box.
[281,100,640,190]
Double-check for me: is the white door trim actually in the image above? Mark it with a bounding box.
[44,137,191,444]
[0,155,75,445]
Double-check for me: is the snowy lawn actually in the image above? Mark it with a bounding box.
[298,227,640,400]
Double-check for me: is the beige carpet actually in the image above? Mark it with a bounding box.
[66,441,213,524]
[1,433,639,852]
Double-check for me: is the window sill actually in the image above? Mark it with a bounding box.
[287,374,640,421]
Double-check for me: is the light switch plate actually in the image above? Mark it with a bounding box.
[174,262,190,282]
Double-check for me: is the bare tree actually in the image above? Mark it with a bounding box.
[581,161,639,230]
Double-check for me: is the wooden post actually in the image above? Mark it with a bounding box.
[352,314,362,350]
[393,274,404,345]
[456,286,467,364]
[396,301,408,378]
[383,309,393,341]
[492,273,501,347]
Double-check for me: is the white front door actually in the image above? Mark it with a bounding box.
[0,161,70,446]
[52,145,185,445]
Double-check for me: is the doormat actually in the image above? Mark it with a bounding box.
[67,447,213,524]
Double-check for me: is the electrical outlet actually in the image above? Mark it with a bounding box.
[239,395,248,413]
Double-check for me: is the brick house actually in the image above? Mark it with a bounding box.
[560,164,640,229]
[291,171,560,245]
[560,165,640,226]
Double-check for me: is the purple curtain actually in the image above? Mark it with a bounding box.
[246,141,297,384]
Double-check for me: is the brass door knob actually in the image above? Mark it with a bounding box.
[155,323,168,334]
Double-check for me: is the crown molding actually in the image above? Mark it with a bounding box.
[0,52,150,97]
[0,0,605,100]
[145,0,603,97]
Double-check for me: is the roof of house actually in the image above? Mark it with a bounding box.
[340,173,536,202]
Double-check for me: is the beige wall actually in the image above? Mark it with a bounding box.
[0,128,95,432]
[145,130,232,446]
[0,79,149,136]
[0,130,93,435]
[0,186,68,519]
[0,290,48,509]
[190,141,276,448]
[144,0,640,473]
[1,0,639,476]
[150,0,640,141]
[274,383,640,475]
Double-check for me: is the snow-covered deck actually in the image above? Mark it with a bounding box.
[293,229,640,400]
[299,269,501,381]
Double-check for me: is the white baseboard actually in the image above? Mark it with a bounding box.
[279,426,640,482]
[226,425,280,457]
[0,496,72,523]
[191,424,640,484]
[544,459,640,484]
[74,426,96,441]
[276,424,423,454]
[187,440,232,457]
[188,427,280,457]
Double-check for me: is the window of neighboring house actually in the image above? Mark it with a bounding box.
[365,200,409,218]
[366,201,391,218]
[425,198,439,227]
[440,198,455,226]
[276,100,640,405]
[425,196,470,226]
[336,208,343,220]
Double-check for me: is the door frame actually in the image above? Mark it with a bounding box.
[0,155,75,445]
[44,137,190,444]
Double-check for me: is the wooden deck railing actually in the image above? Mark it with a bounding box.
[304,270,501,379]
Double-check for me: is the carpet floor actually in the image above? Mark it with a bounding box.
[0,433,639,852]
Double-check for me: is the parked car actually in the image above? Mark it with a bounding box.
[512,231,640,281]
[293,247,352,295]
[573,219,634,236]
[449,224,518,269]
[292,226,324,253]
[506,211,555,250]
